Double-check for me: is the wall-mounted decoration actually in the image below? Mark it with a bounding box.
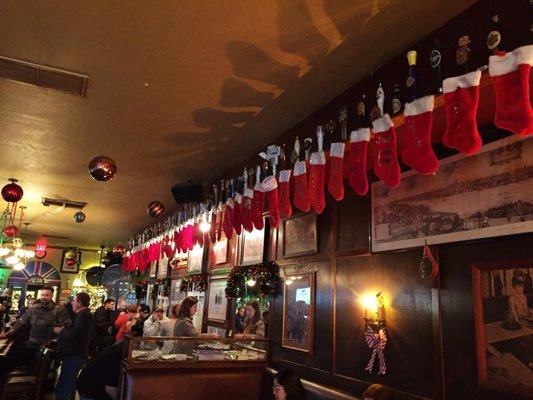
[214,236,229,265]
[225,261,280,299]
[471,259,533,398]
[283,213,318,258]
[60,248,81,274]
[207,276,228,322]
[170,279,187,307]
[188,243,204,273]
[239,227,265,266]
[282,272,314,353]
[372,135,533,252]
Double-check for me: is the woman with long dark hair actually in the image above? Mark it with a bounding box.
[235,300,265,338]
[272,369,307,400]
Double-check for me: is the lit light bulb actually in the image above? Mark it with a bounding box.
[0,247,10,257]
[360,294,378,312]
[73,278,82,287]
[15,249,25,257]
[246,278,256,287]
[13,262,25,271]
[199,220,211,233]
[24,250,35,258]
[6,255,20,265]
[285,278,294,286]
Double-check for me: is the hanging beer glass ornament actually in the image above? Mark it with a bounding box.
[88,154,117,182]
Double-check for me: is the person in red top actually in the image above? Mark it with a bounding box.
[115,304,138,342]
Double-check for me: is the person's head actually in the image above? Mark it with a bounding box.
[73,292,90,312]
[27,298,35,307]
[178,296,199,319]
[139,304,151,318]
[40,287,54,305]
[237,306,245,317]
[361,384,392,400]
[118,300,127,310]
[273,369,306,400]
[104,299,115,310]
[170,304,180,319]
[154,305,165,320]
[66,295,74,304]
[126,304,138,315]
[245,300,261,324]
[512,274,525,294]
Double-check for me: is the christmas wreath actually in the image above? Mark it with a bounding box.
[179,273,208,293]
[225,261,280,299]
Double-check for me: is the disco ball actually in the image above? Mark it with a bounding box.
[88,154,117,182]
[147,201,165,218]
[112,244,126,256]
[1,179,23,203]
[74,211,86,223]
[3,225,19,238]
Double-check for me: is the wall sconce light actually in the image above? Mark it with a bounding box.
[361,291,387,375]
[362,291,386,331]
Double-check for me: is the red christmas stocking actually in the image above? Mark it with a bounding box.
[442,70,482,154]
[348,128,370,196]
[489,45,533,136]
[223,201,234,239]
[372,115,401,188]
[251,185,264,230]
[293,161,310,212]
[278,169,292,218]
[327,142,345,201]
[402,95,439,175]
[233,194,243,235]
[262,175,280,228]
[308,151,326,214]
[241,188,254,232]
[216,206,223,241]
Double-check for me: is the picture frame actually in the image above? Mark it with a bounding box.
[471,259,533,398]
[282,272,315,353]
[239,226,265,266]
[282,213,318,258]
[60,248,81,274]
[187,243,204,273]
[371,135,533,252]
[170,279,187,306]
[207,276,228,322]
[213,236,229,265]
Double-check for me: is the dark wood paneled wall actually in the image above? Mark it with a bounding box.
[216,1,532,399]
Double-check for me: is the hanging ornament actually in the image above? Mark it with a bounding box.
[73,211,86,223]
[147,201,165,218]
[3,225,19,238]
[419,242,439,279]
[88,154,117,182]
[112,244,126,256]
[1,178,23,203]
[34,236,47,259]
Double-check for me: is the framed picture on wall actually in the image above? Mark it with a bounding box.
[60,248,81,274]
[239,227,265,266]
[187,243,204,273]
[282,272,315,353]
[371,135,533,252]
[471,259,533,398]
[213,236,229,265]
[283,214,317,258]
[207,276,228,322]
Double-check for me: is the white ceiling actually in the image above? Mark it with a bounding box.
[0,0,475,249]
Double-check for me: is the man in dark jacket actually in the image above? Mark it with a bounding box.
[130,304,151,337]
[0,286,71,383]
[54,292,93,400]
[92,298,115,354]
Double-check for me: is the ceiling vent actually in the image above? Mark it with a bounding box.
[0,55,89,97]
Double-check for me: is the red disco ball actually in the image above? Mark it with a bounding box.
[147,201,165,218]
[112,244,126,256]
[88,154,117,182]
[1,179,23,203]
[3,225,19,238]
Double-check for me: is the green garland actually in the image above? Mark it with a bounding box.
[225,261,280,299]
[180,273,208,293]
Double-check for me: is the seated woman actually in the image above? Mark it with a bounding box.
[272,369,307,400]
[235,300,265,338]
[172,296,217,355]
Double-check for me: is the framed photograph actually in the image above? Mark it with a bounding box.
[207,277,228,322]
[472,259,533,398]
[283,214,318,258]
[60,248,81,274]
[187,243,204,273]
[372,135,533,252]
[282,272,315,353]
[170,279,187,306]
[239,227,265,265]
[213,236,228,265]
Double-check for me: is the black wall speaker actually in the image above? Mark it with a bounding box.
[171,181,204,204]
